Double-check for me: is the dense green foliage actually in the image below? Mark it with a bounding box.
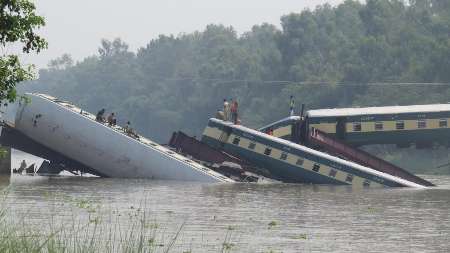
[0,0,47,102]
[22,0,450,147]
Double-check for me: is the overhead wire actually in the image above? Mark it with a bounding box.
[145,76,450,86]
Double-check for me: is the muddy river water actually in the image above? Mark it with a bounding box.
[1,152,450,252]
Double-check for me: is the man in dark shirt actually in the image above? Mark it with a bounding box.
[96,108,105,122]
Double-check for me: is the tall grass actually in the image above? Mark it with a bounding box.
[0,187,235,253]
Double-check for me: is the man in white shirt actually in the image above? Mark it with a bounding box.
[223,99,230,121]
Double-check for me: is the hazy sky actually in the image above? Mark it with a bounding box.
[27,0,344,68]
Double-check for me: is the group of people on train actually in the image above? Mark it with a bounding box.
[95,109,138,139]
[216,98,240,124]
[215,95,295,129]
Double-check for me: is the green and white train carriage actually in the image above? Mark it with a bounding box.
[202,118,425,188]
[258,116,301,140]
[306,104,450,147]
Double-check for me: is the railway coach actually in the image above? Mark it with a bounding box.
[306,104,450,147]
[201,118,426,187]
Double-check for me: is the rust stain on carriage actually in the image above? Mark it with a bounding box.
[169,131,246,165]
[308,128,434,187]
[168,131,274,181]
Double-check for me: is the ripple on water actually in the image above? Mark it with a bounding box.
[1,174,450,252]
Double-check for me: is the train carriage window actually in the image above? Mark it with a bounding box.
[280,152,288,160]
[417,120,427,129]
[296,158,304,166]
[248,142,256,150]
[439,119,448,128]
[329,169,337,177]
[352,122,362,132]
[232,137,240,145]
[375,122,383,131]
[312,164,320,172]
[345,174,354,183]
[396,121,405,130]
[264,148,272,156]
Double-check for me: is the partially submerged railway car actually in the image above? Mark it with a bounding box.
[12,93,233,183]
[202,118,426,188]
[307,104,450,147]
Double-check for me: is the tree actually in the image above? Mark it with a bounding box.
[19,0,450,144]
[0,0,47,102]
[98,38,129,58]
[48,53,73,70]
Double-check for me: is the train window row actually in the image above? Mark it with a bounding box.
[352,118,448,132]
[228,132,368,186]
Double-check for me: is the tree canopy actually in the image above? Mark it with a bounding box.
[0,0,47,103]
[22,0,450,144]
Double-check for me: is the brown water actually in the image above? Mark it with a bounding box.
[1,173,450,253]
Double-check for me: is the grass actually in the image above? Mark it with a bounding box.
[0,187,241,253]
[0,208,168,253]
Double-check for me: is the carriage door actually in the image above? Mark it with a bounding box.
[336,117,347,140]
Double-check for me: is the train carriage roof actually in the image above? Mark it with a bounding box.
[258,116,300,132]
[306,104,450,117]
[208,118,425,188]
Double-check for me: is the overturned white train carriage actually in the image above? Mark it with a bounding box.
[13,93,233,183]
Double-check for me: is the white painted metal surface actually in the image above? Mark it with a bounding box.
[258,116,301,131]
[14,93,233,183]
[307,104,450,117]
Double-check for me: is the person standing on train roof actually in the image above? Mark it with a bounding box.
[289,95,295,116]
[223,99,230,121]
[96,108,105,122]
[230,98,235,123]
[124,121,131,133]
[107,112,116,126]
[231,99,238,124]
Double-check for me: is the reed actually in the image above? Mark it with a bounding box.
[0,188,237,253]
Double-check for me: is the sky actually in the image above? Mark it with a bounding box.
[26,0,344,68]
